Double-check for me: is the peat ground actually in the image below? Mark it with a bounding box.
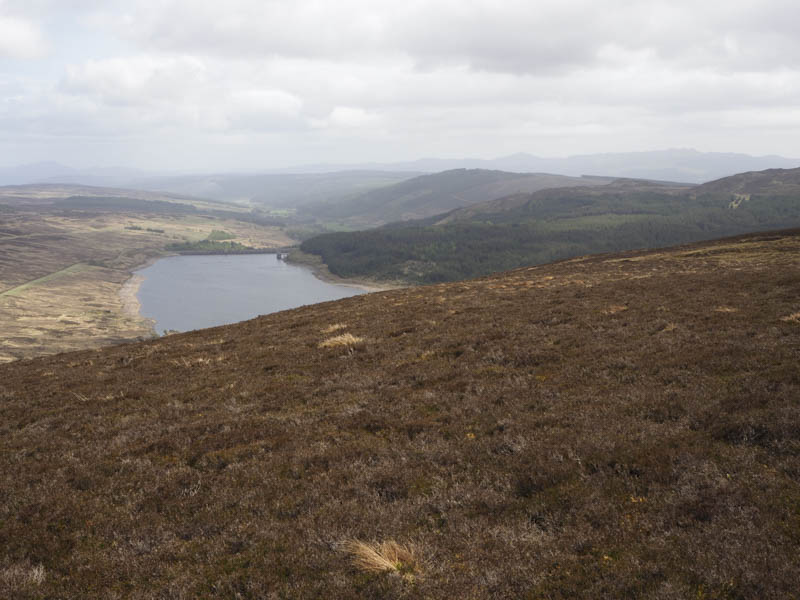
[1,230,799,598]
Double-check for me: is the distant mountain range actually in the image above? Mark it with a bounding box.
[0,162,148,187]
[2,149,798,194]
[284,149,800,184]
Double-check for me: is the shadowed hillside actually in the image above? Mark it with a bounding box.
[1,230,799,598]
[692,167,800,196]
[301,167,800,283]
[304,169,611,227]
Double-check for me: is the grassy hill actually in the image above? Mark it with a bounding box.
[0,183,236,213]
[300,168,800,283]
[1,230,799,598]
[691,166,800,196]
[304,169,611,227]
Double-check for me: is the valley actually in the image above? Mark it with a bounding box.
[4,165,800,363]
[0,185,292,362]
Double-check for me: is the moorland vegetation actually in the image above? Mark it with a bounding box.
[1,230,798,598]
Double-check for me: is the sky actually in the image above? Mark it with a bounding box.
[1,0,799,170]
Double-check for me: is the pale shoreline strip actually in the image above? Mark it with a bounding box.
[118,255,163,334]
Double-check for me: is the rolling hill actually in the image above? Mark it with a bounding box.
[691,166,800,196]
[0,183,227,210]
[300,167,800,283]
[1,230,799,598]
[303,169,612,227]
[280,148,800,184]
[130,170,419,210]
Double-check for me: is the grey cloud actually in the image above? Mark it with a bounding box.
[0,14,46,58]
[85,0,800,75]
[2,0,800,169]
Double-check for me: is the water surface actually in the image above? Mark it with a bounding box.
[136,254,364,333]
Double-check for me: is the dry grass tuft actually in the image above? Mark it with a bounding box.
[603,304,628,315]
[321,323,347,334]
[342,539,421,579]
[715,306,739,313]
[780,311,800,323]
[319,333,364,348]
[1,562,46,588]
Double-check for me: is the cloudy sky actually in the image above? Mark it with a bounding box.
[1,0,799,170]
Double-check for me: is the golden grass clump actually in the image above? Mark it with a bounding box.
[342,539,420,579]
[714,306,739,313]
[318,333,364,348]
[780,311,800,323]
[321,323,347,334]
[603,304,628,315]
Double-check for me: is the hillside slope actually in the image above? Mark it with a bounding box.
[0,184,291,362]
[691,166,800,196]
[305,169,611,227]
[0,183,240,213]
[2,230,799,598]
[130,170,418,209]
[430,178,691,225]
[301,167,800,283]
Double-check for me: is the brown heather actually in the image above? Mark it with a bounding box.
[1,230,799,599]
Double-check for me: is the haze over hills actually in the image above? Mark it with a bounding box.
[0,183,235,212]
[280,149,800,183]
[2,149,798,194]
[303,169,613,227]
[0,166,420,210]
[2,230,798,598]
[128,171,421,209]
[0,163,148,188]
[300,166,800,283]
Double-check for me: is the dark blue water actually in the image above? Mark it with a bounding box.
[136,254,364,333]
